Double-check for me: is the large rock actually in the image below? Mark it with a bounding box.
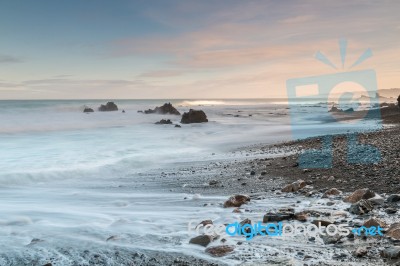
[281,180,306,193]
[329,106,343,112]
[380,246,400,259]
[205,245,235,257]
[349,199,373,215]
[83,107,94,113]
[98,102,118,111]
[189,235,213,247]
[263,211,294,223]
[223,195,250,208]
[387,223,400,240]
[363,218,386,228]
[322,188,342,198]
[155,119,172,125]
[387,194,400,203]
[144,103,180,115]
[343,188,375,203]
[181,109,208,124]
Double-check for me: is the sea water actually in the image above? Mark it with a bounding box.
[0,99,379,265]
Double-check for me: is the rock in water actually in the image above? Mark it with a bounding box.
[381,246,400,259]
[387,223,400,240]
[353,247,368,257]
[329,106,343,112]
[322,188,342,198]
[281,180,306,192]
[180,109,208,124]
[343,188,375,203]
[189,235,213,247]
[205,245,235,257]
[98,102,118,111]
[83,107,94,113]
[144,103,180,115]
[349,199,373,215]
[223,195,250,208]
[155,119,172,125]
[387,194,400,203]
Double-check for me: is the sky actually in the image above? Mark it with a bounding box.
[0,0,399,99]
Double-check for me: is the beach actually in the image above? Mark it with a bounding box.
[0,100,399,265]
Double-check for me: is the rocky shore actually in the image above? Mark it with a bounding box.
[149,123,399,265]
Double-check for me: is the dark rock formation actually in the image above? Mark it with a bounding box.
[83,107,94,113]
[205,245,235,257]
[223,195,250,208]
[144,103,180,115]
[344,188,375,203]
[174,124,181,128]
[329,106,343,112]
[189,235,213,247]
[155,119,172,125]
[180,109,208,124]
[98,102,118,112]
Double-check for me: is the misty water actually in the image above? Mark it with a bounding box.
[0,100,381,265]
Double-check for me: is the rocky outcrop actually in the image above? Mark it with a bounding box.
[180,109,208,124]
[223,195,250,208]
[98,102,118,111]
[329,106,343,112]
[83,107,94,113]
[155,119,172,125]
[144,103,180,115]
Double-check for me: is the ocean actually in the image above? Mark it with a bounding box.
[0,99,380,265]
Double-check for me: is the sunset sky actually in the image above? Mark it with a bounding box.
[0,0,399,99]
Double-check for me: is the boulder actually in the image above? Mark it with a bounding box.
[144,103,180,115]
[343,188,375,203]
[387,194,400,203]
[189,235,213,247]
[380,246,400,259]
[322,234,342,244]
[98,102,118,111]
[155,119,172,125]
[387,223,400,240]
[349,199,373,215]
[329,106,343,112]
[263,208,294,223]
[312,219,333,227]
[181,109,208,124]
[363,218,386,228]
[205,245,235,257]
[322,188,342,198]
[83,107,94,113]
[294,212,308,222]
[281,180,306,193]
[223,195,250,208]
[174,124,181,128]
[353,247,368,257]
[197,220,213,228]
